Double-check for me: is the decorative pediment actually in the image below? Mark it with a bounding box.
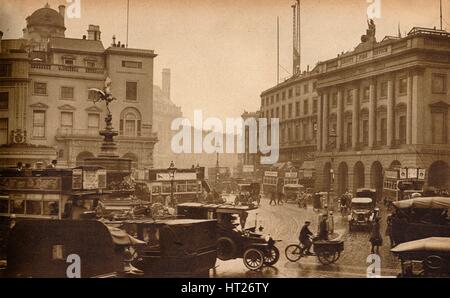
[429,101,450,109]
[85,105,103,113]
[58,104,76,111]
[29,102,49,109]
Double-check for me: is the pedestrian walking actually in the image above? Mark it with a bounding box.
[277,190,284,205]
[370,217,383,254]
[269,191,277,205]
[385,214,395,248]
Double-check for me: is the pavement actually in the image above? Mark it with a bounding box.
[211,196,400,278]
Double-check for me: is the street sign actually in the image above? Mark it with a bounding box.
[418,168,426,180]
[285,172,298,178]
[156,172,197,181]
[399,168,407,179]
[407,168,418,179]
[264,171,278,177]
[243,165,254,173]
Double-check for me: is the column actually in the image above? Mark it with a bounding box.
[336,89,343,151]
[368,79,376,148]
[406,73,413,144]
[317,94,323,151]
[322,92,329,151]
[411,69,423,144]
[352,86,359,149]
[386,77,395,147]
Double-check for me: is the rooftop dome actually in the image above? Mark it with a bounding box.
[26,4,65,29]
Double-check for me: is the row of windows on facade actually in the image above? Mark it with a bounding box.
[279,122,317,144]
[0,112,142,144]
[27,110,142,139]
[261,74,448,107]
[261,81,317,106]
[261,99,318,120]
[32,81,139,101]
[59,58,142,69]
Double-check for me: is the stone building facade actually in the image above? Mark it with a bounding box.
[315,27,450,195]
[0,4,157,168]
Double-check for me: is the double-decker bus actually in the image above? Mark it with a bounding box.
[383,167,426,204]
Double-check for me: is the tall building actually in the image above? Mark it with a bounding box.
[259,23,450,195]
[0,4,157,168]
[315,26,450,195]
[153,68,183,168]
[260,71,319,168]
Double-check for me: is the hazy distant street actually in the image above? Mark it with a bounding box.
[212,196,400,278]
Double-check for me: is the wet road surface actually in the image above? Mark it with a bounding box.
[211,196,400,278]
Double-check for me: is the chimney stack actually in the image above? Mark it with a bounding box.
[58,5,66,21]
[162,68,171,100]
[87,25,101,41]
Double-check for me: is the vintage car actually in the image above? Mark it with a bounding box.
[283,184,304,203]
[234,183,261,206]
[390,197,450,245]
[391,237,450,277]
[176,203,280,271]
[348,197,375,231]
[355,188,377,202]
[117,218,217,277]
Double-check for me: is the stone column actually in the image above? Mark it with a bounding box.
[411,69,423,144]
[322,92,329,151]
[352,86,359,149]
[406,73,413,144]
[336,89,343,151]
[317,94,323,151]
[368,79,376,148]
[386,76,395,147]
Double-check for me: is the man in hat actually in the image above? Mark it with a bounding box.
[299,220,314,255]
[318,214,329,241]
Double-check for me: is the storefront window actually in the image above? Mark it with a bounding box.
[187,181,197,192]
[43,201,59,216]
[176,182,187,193]
[0,197,8,213]
[162,183,172,193]
[10,195,25,214]
[26,200,42,215]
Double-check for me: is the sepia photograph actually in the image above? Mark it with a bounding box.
[0,0,449,282]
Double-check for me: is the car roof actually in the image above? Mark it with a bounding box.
[351,197,373,203]
[393,197,450,209]
[391,237,450,253]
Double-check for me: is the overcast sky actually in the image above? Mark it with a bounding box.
[1,0,449,123]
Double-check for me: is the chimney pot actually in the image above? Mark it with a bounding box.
[58,5,66,20]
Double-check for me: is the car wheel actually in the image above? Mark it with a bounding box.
[263,246,280,266]
[243,248,264,271]
[217,237,237,260]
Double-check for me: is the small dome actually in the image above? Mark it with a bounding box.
[26,5,65,29]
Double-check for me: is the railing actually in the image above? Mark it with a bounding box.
[30,63,105,75]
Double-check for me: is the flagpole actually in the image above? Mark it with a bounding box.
[126,0,130,47]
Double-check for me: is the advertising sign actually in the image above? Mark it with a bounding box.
[264,171,278,177]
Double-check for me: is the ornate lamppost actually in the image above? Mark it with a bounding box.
[327,128,337,210]
[168,161,177,206]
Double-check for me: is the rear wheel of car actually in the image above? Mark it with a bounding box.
[217,237,237,260]
[263,246,280,265]
[243,248,264,271]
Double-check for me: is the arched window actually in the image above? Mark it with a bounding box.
[120,108,141,137]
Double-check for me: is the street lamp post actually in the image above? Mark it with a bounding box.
[168,161,177,206]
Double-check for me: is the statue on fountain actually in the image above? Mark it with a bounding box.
[89,77,118,157]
